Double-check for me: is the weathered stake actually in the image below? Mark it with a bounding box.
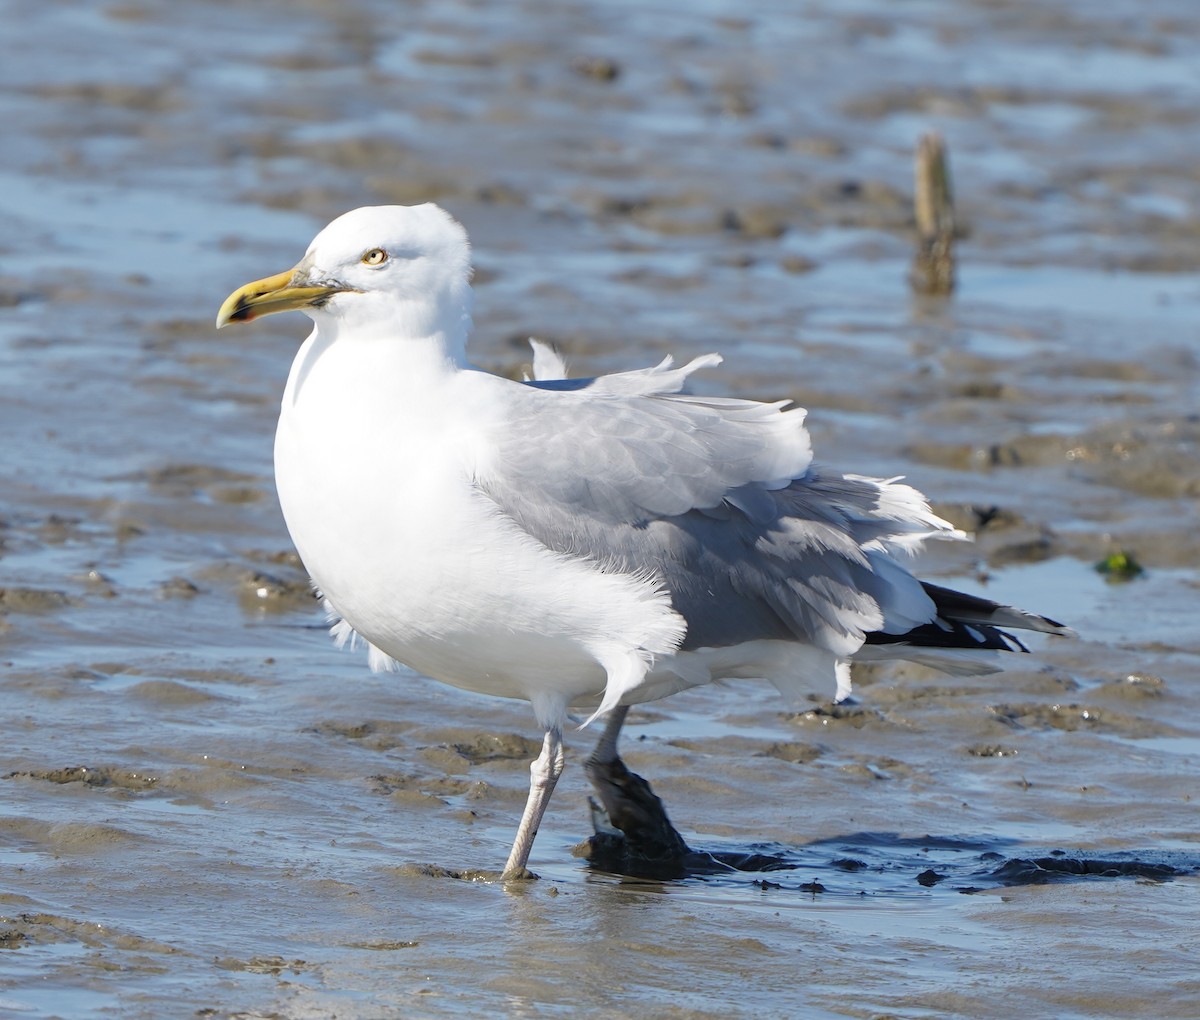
[910,131,956,295]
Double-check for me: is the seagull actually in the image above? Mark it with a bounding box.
[217,204,1068,878]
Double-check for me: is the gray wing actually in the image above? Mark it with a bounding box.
[508,354,813,522]
[474,355,963,659]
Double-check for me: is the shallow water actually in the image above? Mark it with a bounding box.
[2,0,1199,1017]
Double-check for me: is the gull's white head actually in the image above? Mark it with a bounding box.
[217,204,473,342]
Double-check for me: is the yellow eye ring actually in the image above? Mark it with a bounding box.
[361,248,388,266]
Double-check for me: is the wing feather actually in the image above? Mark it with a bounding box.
[472,356,967,658]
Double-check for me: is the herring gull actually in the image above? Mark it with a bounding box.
[216,204,1068,878]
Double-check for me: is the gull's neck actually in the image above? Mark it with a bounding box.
[284,298,472,411]
[336,289,470,359]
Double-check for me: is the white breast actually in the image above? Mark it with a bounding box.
[273,331,684,712]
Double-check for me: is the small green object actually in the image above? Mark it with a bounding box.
[1095,551,1145,581]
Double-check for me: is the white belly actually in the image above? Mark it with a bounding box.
[273,336,683,712]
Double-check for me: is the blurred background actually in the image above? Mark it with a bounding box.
[1,1,1198,1017]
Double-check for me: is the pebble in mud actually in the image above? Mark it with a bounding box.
[77,569,118,598]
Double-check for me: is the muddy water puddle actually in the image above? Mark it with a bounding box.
[3,0,1200,1017]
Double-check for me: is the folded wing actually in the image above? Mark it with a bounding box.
[475,354,989,661]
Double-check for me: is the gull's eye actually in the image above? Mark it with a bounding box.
[361,248,388,266]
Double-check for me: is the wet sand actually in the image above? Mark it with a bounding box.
[2,1,1199,1017]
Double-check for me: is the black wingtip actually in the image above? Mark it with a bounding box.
[920,581,1072,637]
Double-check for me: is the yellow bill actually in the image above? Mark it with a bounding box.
[216,268,347,328]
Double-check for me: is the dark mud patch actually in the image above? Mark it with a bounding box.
[988,701,1169,737]
[1092,672,1166,701]
[3,763,247,808]
[5,765,158,792]
[0,587,76,614]
[450,732,544,764]
[191,559,317,614]
[214,955,311,976]
[389,862,504,883]
[124,679,221,706]
[783,702,893,730]
[0,818,146,855]
[342,938,420,951]
[582,830,1199,893]
[581,833,799,882]
[368,772,491,802]
[760,740,822,764]
[983,853,1185,888]
[908,417,1200,505]
[169,666,269,688]
[157,576,200,599]
[366,728,549,771]
[131,463,264,500]
[234,569,318,614]
[0,929,29,949]
[306,719,415,751]
[965,743,1021,758]
[665,734,822,764]
[0,912,177,954]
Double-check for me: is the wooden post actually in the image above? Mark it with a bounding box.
[910,132,956,295]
